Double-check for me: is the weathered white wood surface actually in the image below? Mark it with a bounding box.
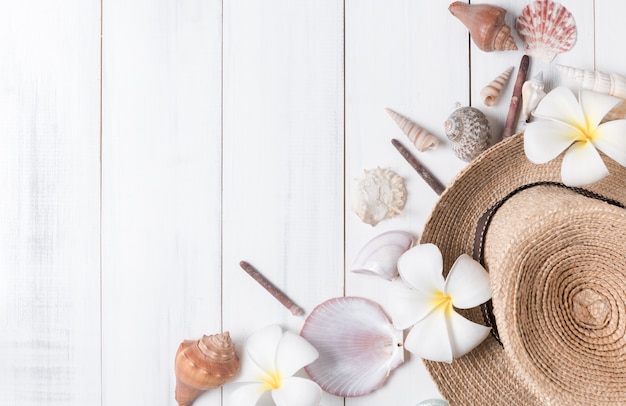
[1,0,624,405]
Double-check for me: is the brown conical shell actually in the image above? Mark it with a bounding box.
[174,332,240,406]
[480,66,514,106]
[449,1,518,52]
[385,108,439,152]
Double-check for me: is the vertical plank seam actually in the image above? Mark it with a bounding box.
[99,0,104,404]
[342,1,347,403]
[593,0,597,69]
[220,0,225,405]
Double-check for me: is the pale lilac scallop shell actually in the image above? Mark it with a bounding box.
[300,297,404,397]
[516,0,577,62]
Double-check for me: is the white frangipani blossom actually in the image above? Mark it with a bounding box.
[386,244,492,363]
[524,86,626,186]
[230,325,322,406]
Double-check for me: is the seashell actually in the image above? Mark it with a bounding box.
[516,0,577,62]
[480,66,514,106]
[416,400,450,406]
[448,1,518,52]
[351,230,413,280]
[556,64,626,100]
[352,167,407,226]
[174,332,240,406]
[385,108,439,152]
[444,106,491,162]
[604,100,626,122]
[300,297,404,397]
[521,72,547,122]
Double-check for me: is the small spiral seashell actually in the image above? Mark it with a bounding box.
[385,108,439,152]
[174,332,240,406]
[556,64,626,100]
[480,66,514,106]
[352,167,406,226]
[516,0,577,61]
[444,106,490,162]
[449,1,517,52]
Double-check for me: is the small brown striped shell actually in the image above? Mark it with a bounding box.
[480,66,514,106]
[174,332,240,406]
[385,108,439,152]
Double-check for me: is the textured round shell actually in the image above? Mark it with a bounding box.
[516,0,577,61]
[444,106,490,162]
[301,297,404,397]
[352,167,407,226]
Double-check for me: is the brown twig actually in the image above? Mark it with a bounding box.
[239,260,305,316]
[391,139,445,195]
[502,55,530,139]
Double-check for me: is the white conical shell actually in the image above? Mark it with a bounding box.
[351,230,413,280]
[352,167,407,226]
[301,297,404,397]
[516,0,577,61]
[480,66,514,106]
[521,72,546,122]
[556,64,626,100]
[385,108,439,152]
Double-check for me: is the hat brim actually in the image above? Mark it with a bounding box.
[418,132,626,405]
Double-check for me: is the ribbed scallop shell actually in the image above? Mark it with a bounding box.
[444,106,490,162]
[174,332,240,406]
[516,0,577,61]
[301,297,404,397]
[351,230,413,280]
[385,108,439,152]
[352,167,407,226]
[480,66,514,106]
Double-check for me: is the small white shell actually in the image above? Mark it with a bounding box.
[352,167,407,226]
[351,230,413,280]
[521,72,546,122]
[385,108,440,152]
[516,0,577,62]
[480,66,513,106]
[556,64,626,99]
[301,297,404,397]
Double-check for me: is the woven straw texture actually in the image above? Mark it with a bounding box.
[419,133,626,406]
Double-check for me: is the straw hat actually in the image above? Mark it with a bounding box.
[419,132,626,405]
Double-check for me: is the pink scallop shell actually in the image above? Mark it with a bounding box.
[516,0,577,61]
[300,297,404,397]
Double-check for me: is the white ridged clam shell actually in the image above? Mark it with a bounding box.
[385,108,439,152]
[521,72,546,122]
[480,66,513,106]
[556,64,626,99]
[300,297,404,397]
[351,230,413,280]
[516,0,577,61]
[352,167,407,226]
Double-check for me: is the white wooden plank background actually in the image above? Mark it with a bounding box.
[1,1,625,405]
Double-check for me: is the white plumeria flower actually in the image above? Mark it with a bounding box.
[524,86,626,186]
[386,244,492,363]
[230,324,322,406]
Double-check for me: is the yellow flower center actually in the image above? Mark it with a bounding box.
[261,370,282,391]
[431,290,453,315]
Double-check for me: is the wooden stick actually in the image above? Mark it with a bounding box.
[502,55,530,139]
[391,139,445,195]
[239,260,305,316]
